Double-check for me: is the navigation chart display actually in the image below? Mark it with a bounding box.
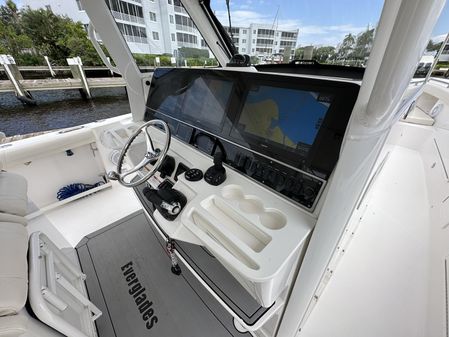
[235,85,332,149]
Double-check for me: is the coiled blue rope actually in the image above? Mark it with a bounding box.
[57,181,104,201]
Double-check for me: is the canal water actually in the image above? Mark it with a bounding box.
[0,87,130,137]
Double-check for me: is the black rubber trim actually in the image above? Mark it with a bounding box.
[256,61,365,80]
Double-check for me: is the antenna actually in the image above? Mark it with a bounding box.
[225,0,236,52]
[268,5,280,62]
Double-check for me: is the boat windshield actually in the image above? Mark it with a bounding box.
[211,0,449,73]
[102,0,219,70]
[211,0,384,67]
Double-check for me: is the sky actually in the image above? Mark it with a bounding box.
[211,0,449,46]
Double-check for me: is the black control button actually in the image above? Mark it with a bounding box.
[185,168,203,182]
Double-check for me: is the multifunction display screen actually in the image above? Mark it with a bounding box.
[233,85,333,153]
[145,68,359,180]
[147,69,232,132]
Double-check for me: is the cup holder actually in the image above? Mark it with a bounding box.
[259,210,287,230]
[222,185,244,200]
[221,185,287,231]
[239,197,264,214]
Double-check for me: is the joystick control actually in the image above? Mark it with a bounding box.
[204,151,227,186]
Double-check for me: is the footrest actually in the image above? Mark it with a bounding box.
[28,232,101,337]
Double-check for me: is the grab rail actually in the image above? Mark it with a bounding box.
[88,23,121,75]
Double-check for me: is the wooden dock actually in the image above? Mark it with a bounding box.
[0,65,154,72]
[0,77,127,93]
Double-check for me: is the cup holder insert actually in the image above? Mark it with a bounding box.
[201,197,271,253]
[259,210,287,230]
[239,197,264,214]
[222,185,244,200]
[221,185,287,230]
[190,211,260,270]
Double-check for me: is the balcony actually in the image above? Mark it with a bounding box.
[176,24,195,33]
[281,36,297,41]
[174,5,188,15]
[111,10,145,25]
[123,34,148,44]
[178,41,198,48]
[257,34,274,38]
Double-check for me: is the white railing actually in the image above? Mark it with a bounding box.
[178,41,198,48]
[111,10,145,25]
[176,24,195,33]
[123,34,148,44]
[174,5,188,14]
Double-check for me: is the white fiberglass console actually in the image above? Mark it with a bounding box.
[138,130,315,307]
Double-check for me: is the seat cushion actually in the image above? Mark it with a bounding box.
[0,213,27,227]
[0,222,28,316]
[0,172,28,217]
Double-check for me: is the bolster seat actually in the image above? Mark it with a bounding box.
[0,222,28,316]
[0,172,28,217]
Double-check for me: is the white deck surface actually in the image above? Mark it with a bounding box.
[27,182,141,248]
[301,146,430,337]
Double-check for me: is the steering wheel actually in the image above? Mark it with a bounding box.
[107,119,171,187]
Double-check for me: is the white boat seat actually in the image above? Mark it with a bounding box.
[0,222,28,317]
[0,172,28,217]
[0,314,27,336]
[0,213,27,227]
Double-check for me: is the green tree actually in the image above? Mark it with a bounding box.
[178,47,209,59]
[294,47,305,59]
[426,39,443,52]
[21,6,103,65]
[250,55,259,65]
[336,33,356,60]
[312,46,336,63]
[0,0,20,31]
[0,1,35,64]
[58,20,107,65]
[0,21,33,56]
[352,28,374,60]
[0,1,104,65]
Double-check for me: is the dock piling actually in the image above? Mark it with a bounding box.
[44,56,56,77]
[0,54,37,105]
[67,57,91,99]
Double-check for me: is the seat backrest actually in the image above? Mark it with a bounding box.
[0,172,28,317]
[0,172,28,217]
[0,223,28,316]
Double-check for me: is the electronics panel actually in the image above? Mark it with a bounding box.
[145,68,360,210]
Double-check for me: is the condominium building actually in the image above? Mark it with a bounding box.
[441,42,449,62]
[22,0,299,59]
[23,0,210,56]
[225,24,299,61]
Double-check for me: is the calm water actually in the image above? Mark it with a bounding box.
[0,87,131,137]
